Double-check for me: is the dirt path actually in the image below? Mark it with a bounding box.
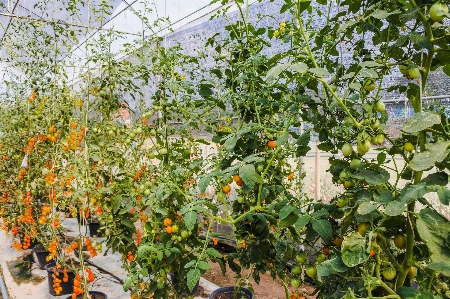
[203,261,315,299]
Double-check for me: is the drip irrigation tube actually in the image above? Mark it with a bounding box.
[58,233,124,284]
[0,267,9,299]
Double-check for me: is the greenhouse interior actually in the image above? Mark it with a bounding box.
[0,0,450,298]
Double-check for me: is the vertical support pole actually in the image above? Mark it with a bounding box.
[315,142,321,201]
[298,121,304,198]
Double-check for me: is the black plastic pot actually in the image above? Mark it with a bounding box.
[77,213,91,224]
[88,222,101,237]
[33,248,53,269]
[45,262,75,296]
[209,287,254,299]
[65,291,108,299]
[169,273,200,296]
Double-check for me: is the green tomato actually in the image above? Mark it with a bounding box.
[305,265,317,278]
[363,79,376,91]
[343,180,354,189]
[382,268,397,280]
[291,278,301,288]
[350,159,361,170]
[171,224,179,233]
[135,127,143,134]
[160,148,168,155]
[296,253,307,264]
[291,265,302,275]
[316,253,326,264]
[430,2,449,22]
[376,134,385,145]
[145,181,152,188]
[329,84,337,92]
[148,151,156,159]
[144,189,151,196]
[330,75,337,84]
[150,129,157,136]
[180,230,189,239]
[371,119,380,129]
[393,234,407,250]
[408,67,420,79]
[237,196,244,203]
[336,197,349,208]
[357,222,371,236]
[341,143,353,157]
[404,142,414,152]
[374,101,386,113]
[257,164,264,172]
[339,170,350,180]
[399,64,409,76]
[357,140,371,155]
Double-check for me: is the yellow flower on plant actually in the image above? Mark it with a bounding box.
[273,30,280,37]
[280,22,286,28]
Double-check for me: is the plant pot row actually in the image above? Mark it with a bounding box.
[36,245,250,299]
[44,263,107,298]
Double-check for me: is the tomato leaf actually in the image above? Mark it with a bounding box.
[409,32,433,50]
[359,61,382,68]
[371,9,400,19]
[111,194,122,213]
[206,248,222,258]
[421,172,449,186]
[401,111,441,133]
[197,261,212,270]
[187,268,201,292]
[357,202,377,215]
[183,211,197,231]
[276,132,289,146]
[279,213,298,228]
[198,171,221,193]
[199,87,214,97]
[398,182,427,204]
[311,219,332,244]
[291,62,308,73]
[436,186,450,205]
[308,67,329,77]
[121,217,135,229]
[341,232,369,267]
[295,216,309,231]
[428,262,450,277]
[353,169,390,186]
[376,190,393,204]
[317,256,347,276]
[417,208,450,277]
[239,164,256,189]
[360,68,378,79]
[265,63,290,84]
[223,135,237,151]
[399,7,418,22]
[279,205,296,220]
[409,140,450,171]
[385,201,405,216]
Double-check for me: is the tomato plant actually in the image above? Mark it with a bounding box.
[0,0,450,299]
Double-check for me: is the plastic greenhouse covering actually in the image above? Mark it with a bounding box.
[0,0,257,93]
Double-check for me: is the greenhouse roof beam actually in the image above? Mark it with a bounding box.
[0,11,142,36]
[60,0,140,64]
[0,0,20,44]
